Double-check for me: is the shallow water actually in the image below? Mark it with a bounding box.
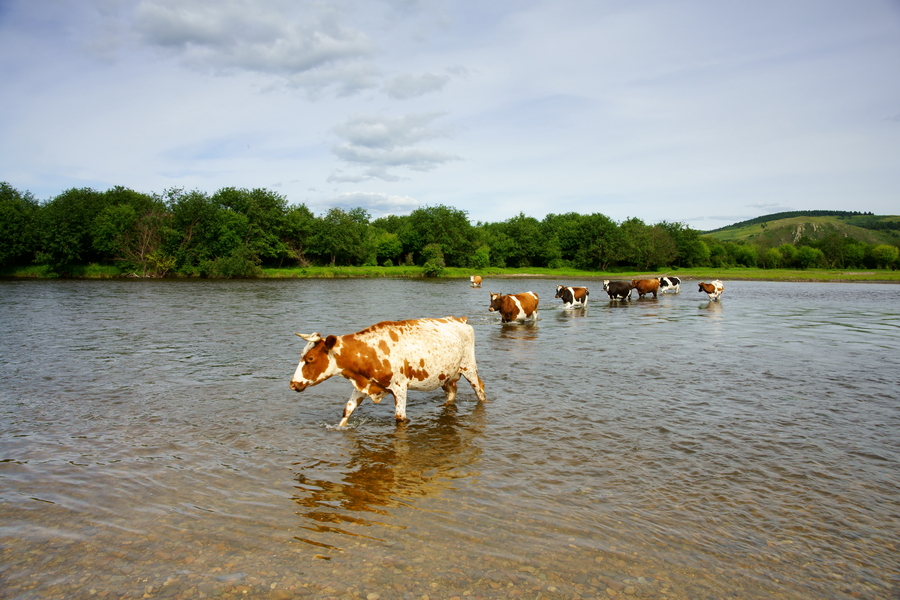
[1,278,898,600]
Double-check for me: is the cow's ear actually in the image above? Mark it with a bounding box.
[324,335,338,350]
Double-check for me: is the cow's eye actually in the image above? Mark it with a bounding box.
[304,355,314,363]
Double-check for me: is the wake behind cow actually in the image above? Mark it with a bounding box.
[555,285,589,309]
[488,291,539,322]
[290,317,487,426]
[602,280,632,300]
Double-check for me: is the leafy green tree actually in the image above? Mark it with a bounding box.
[38,187,111,270]
[795,245,825,269]
[778,243,798,268]
[843,240,866,268]
[726,242,758,267]
[574,213,620,270]
[421,243,446,277]
[761,247,783,269]
[315,207,374,265]
[470,244,491,269]
[707,240,731,268]
[476,223,515,267]
[618,217,653,269]
[493,213,544,268]
[283,204,317,266]
[212,187,291,265]
[374,230,403,265]
[814,233,849,268]
[405,205,476,267]
[91,191,175,276]
[868,244,899,269]
[644,224,678,269]
[202,244,262,278]
[657,221,707,267]
[0,182,39,267]
[164,188,257,275]
[683,237,711,267]
[541,213,584,265]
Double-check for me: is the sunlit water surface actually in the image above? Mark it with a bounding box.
[1,278,898,600]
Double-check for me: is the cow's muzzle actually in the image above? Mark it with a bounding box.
[290,380,308,392]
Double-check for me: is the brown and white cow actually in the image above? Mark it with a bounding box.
[602,280,632,300]
[290,317,486,426]
[555,285,589,309]
[488,291,539,323]
[632,278,660,299]
[470,275,482,288]
[698,280,724,301]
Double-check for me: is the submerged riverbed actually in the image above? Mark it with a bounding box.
[1,278,898,600]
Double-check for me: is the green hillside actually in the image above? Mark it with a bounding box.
[704,212,900,246]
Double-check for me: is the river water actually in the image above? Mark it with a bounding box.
[1,278,898,600]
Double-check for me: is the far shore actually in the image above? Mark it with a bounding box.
[3,264,899,283]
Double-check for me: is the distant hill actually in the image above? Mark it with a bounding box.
[703,211,900,245]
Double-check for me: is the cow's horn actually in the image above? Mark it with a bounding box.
[295,332,322,342]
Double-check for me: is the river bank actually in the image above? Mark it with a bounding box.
[2,264,899,282]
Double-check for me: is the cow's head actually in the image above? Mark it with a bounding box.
[555,285,565,298]
[698,282,707,293]
[602,280,610,291]
[631,279,640,288]
[290,332,340,392]
[488,292,503,312]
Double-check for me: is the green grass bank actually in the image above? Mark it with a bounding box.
[3,264,899,282]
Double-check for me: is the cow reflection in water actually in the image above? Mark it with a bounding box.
[498,321,539,341]
[291,403,485,554]
[700,300,723,315]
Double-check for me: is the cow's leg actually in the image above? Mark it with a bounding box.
[461,369,487,403]
[441,378,459,404]
[392,387,409,423]
[339,389,367,427]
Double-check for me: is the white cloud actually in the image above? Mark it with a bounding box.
[318,191,420,217]
[383,72,450,99]
[132,0,377,89]
[329,112,460,180]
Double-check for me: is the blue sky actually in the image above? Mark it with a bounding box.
[1,0,898,230]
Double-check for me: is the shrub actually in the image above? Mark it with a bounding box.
[201,245,262,278]
[421,243,445,277]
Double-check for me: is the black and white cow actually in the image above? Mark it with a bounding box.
[555,285,589,309]
[602,280,632,300]
[658,276,681,294]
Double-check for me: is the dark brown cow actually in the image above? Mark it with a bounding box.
[698,280,724,301]
[602,280,632,300]
[290,317,487,426]
[488,291,539,323]
[632,278,660,299]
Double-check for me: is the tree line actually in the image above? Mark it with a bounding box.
[1,182,897,277]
